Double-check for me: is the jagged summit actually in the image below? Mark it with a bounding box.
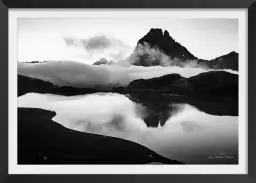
[130,28,197,67]
[163,30,175,42]
[138,28,176,47]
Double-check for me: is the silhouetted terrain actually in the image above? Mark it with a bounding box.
[126,73,192,94]
[188,71,238,99]
[18,75,99,97]
[18,108,182,164]
[125,71,238,99]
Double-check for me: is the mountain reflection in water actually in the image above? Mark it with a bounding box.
[18,92,238,164]
[126,93,183,127]
[126,92,238,128]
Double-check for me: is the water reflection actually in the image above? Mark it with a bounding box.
[18,92,238,164]
[127,92,238,128]
[134,94,184,127]
[180,121,205,134]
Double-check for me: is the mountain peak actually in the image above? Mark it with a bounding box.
[148,28,163,36]
[138,28,176,45]
[138,28,163,45]
[134,28,197,65]
[163,30,169,37]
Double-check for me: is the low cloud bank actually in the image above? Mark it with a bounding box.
[18,61,129,88]
[18,61,237,89]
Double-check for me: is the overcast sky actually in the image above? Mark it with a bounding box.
[18,18,238,64]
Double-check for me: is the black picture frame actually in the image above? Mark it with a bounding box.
[0,0,255,182]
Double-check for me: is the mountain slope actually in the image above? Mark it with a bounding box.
[125,28,197,67]
[209,51,239,70]
[138,28,197,61]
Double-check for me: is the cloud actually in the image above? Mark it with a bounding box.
[63,35,133,63]
[82,36,111,51]
[64,36,113,51]
[64,37,76,47]
[110,52,128,62]
[18,61,125,88]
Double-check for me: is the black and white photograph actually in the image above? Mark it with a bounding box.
[10,9,247,173]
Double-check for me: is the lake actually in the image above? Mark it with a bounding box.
[18,92,238,164]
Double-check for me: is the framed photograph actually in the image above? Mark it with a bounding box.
[0,0,255,182]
